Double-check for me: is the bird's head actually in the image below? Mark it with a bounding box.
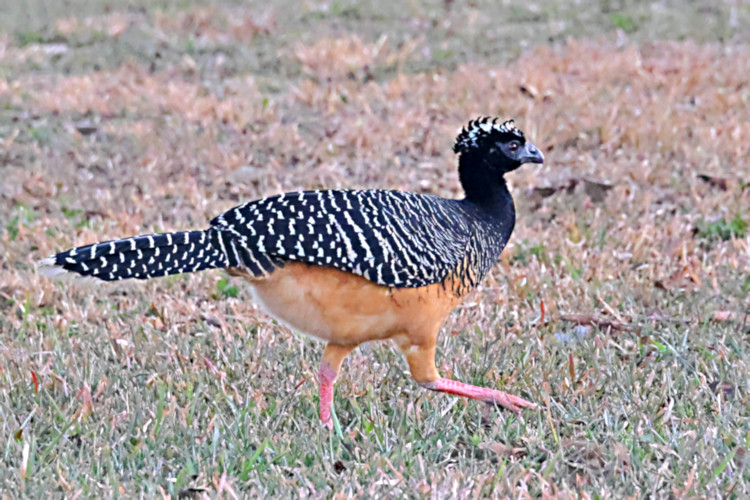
[453,117,544,174]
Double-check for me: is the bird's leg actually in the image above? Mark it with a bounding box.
[402,344,536,413]
[319,343,356,430]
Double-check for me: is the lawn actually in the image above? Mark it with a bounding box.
[1,0,749,497]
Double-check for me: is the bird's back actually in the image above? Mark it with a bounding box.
[213,189,512,294]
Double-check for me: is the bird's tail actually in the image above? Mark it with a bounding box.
[39,228,241,282]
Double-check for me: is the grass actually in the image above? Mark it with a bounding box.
[695,214,749,242]
[1,0,750,497]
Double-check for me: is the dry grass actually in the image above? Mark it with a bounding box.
[1,1,750,498]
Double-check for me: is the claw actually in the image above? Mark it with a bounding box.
[321,416,333,430]
[488,391,537,413]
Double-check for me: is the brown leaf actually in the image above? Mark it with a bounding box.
[655,264,701,292]
[178,487,208,499]
[480,442,526,457]
[530,186,559,199]
[519,84,538,99]
[697,173,729,191]
[561,313,634,332]
[75,120,98,136]
[654,279,669,291]
[527,179,579,209]
[74,382,94,421]
[583,178,615,203]
[708,381,736,400]
[713,311,740,322]
[712,311,750,330]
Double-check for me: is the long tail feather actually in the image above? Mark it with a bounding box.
[39,228,235,282]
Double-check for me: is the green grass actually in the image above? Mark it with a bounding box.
[3,307,747,496]
[695,214,748,242]
[1,0,750,497]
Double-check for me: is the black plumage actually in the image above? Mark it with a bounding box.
[40,117,543,296]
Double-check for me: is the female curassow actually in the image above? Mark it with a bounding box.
[40,117,544,428]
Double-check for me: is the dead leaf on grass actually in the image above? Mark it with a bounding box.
[519,83,538,99]
[583,178,615,203]
[480,442,527,458]
[697,173,730,191]
[655,263,703,291]
[74,382,94,421]
[178,487,208,500]
[527,177,613,206]
[712,311,743,322]
[561,313,634,332]
[711,311,750,331]
[708,381,736,400]
[74,120,98,136]
[526,178,579,209]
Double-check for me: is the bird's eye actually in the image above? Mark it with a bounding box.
[507,141,520,152]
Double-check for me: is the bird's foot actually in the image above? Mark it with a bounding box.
[421,377,537,413]
[321,414,334,430]
[486,389,537,413]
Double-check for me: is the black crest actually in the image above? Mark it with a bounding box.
[453,117,525,154]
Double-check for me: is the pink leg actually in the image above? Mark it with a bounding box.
[319,343,356,430]
[420,377,536,413]
[401,343,536,414]
[319,362,337,430]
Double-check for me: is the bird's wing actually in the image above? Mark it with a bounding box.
[211,189,472,288]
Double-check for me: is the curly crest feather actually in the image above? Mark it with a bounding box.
[453,117,525,154]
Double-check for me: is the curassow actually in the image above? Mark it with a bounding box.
[40,117,544,428]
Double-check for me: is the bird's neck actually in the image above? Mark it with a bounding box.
[458,153,514,218]
[454,154,516,291]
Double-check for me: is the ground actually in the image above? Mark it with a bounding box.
[1,0,749,497]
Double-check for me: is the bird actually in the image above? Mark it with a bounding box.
[39,117,544,429]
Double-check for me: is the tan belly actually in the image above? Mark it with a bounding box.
[231,262,463,346]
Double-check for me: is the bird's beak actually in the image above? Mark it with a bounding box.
[520,142,544,164]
